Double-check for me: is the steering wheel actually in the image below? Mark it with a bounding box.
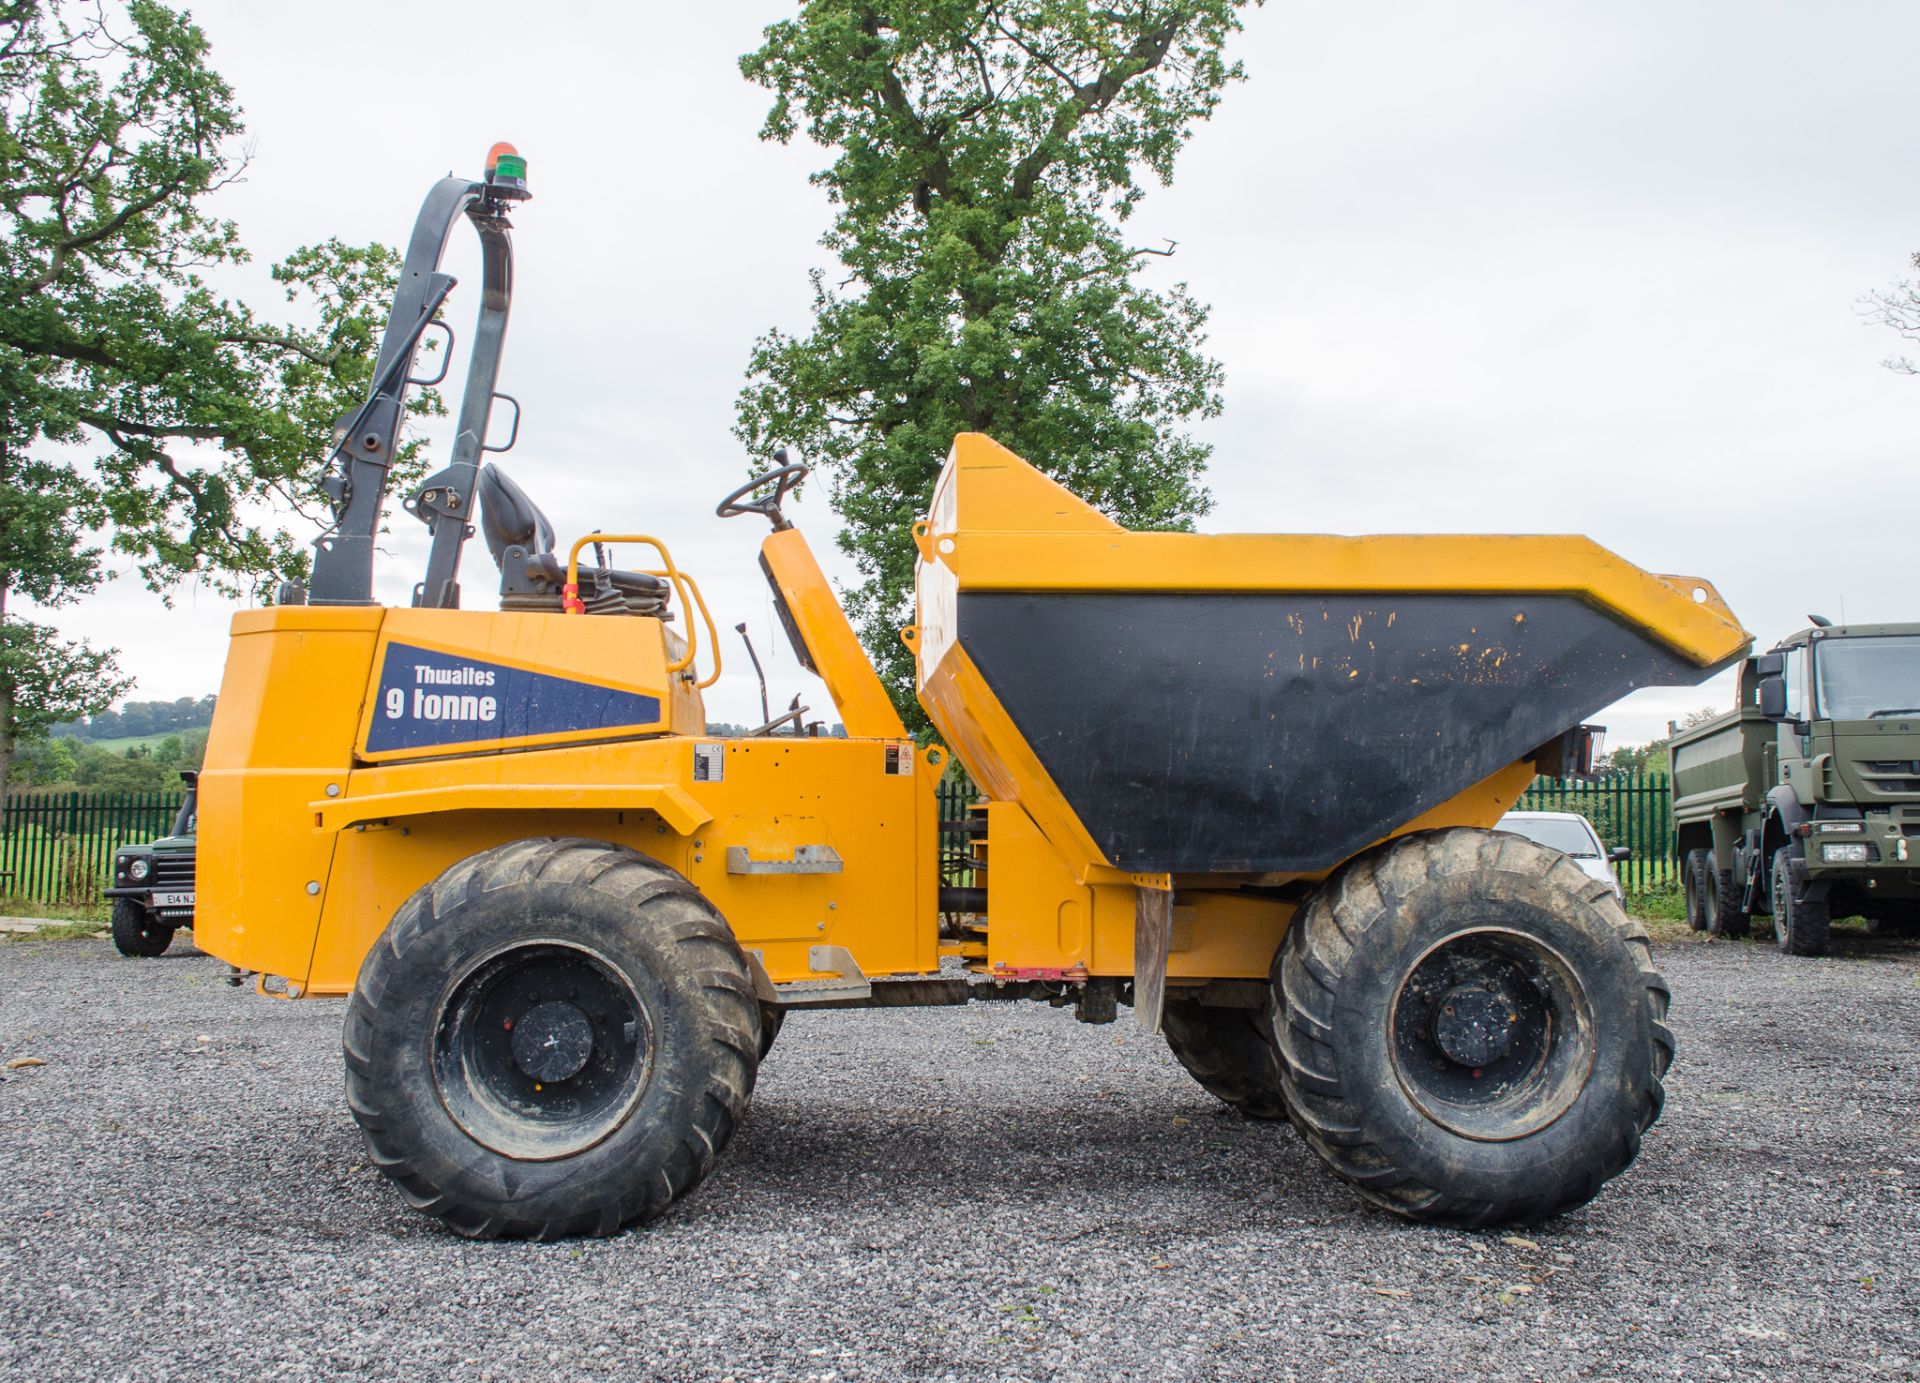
[716,451,810,531]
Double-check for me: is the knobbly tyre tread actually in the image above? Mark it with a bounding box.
[1683,850,1711,931]
[343,837,760,1240]
[1708,860,1751,939]
[1272,827,1674,1228]
[1771,848,1831,957]
[1161,1000,1289,1120]
[110,896,174,958]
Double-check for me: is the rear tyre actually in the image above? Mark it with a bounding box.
[1771,848,1831,957]
[1273,827,1673,1227]
[110,897,174,958]
[1708,864,1751,939]
[1683,850,1711,931]
[344,838,759,1239]
[1162,1000,1288,1120]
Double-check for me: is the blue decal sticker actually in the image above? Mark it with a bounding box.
[366,642,662,752]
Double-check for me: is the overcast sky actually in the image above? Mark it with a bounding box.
[42,0,1920,745]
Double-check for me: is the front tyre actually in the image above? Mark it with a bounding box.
[344,838,759,1239]
[110,897,174,958]
[1273,827,1673,1227]
[1771,848,1831,957]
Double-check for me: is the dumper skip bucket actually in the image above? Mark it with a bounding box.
[913,435,1748,879]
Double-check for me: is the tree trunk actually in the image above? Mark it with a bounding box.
[1,414,13,804]
[0,576,13,803]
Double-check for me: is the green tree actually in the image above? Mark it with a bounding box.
[0,1,431,789]
[1599,706,1722,777]
[11,730,76,785]
[2,0,432,787]
[736,1,1257,722]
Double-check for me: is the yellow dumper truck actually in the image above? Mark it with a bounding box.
[197,151,1750,1238]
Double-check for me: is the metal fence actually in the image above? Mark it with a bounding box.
[936,776,981,889]
[937,771,1677,895]
[0,789,187,910]
[1517,772,1676,893]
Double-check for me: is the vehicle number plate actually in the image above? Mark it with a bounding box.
[152,891,195,908]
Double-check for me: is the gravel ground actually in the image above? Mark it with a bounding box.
[1,928,1916,1382]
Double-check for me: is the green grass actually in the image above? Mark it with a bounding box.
[1626,887,1690,943]
[0,894,110,923]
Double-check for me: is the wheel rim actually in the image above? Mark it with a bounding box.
[1388,926,1595,1143]
[431,939,654,1161]
[1703,872,1719,932]
[1773,860,1791,947]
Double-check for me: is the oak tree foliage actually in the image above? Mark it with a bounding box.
[736,1,1257,723]
[0,1,429,785]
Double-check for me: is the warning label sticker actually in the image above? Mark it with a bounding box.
[693,744,725,782]
[884,743,915,776]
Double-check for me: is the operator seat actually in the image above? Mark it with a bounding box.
[477,461,556,568]
[475,463,670,617]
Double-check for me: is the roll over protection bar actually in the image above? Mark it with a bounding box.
[302,149,530,609]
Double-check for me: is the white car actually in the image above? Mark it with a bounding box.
[1496,810,1630,902]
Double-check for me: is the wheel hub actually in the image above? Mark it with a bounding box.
[431,940,654,1161]
[1388,924,1595,1143]
[511,1000,595,1083]
[1431,984,1517,1067]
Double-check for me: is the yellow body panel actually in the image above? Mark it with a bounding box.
[354,608,704,762]
[759,528,907,740]
[302,736,937,995]
[977,802,1297,980]
[200,560,940,994]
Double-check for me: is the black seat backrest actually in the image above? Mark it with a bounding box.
[473,463,669,618]
[477,463,556,567]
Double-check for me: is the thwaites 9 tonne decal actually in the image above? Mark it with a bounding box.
[365,642,662,752]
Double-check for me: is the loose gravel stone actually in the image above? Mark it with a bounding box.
[0,928,1915,1381]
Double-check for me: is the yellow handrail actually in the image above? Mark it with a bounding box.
[563,533,709,681]
[643,567,724,690]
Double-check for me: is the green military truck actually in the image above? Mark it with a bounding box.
[103,771,198,957]
[1671,623,1920,955]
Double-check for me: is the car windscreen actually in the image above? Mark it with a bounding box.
[1499,817,1600,858]
[1812,635,1920,720]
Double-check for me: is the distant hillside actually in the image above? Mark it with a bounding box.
[53,695,217,742]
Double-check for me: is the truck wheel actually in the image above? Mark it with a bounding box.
[1683,851,1711,931]
[1707,865,1750,939]
[344,838,760,1239]
[1162,1000,1288,1120]
[110,897,175,958]
[1770,849,1831,957]
[1272,827,1672,1227]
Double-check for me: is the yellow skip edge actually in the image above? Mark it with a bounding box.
[925,434,1748,669]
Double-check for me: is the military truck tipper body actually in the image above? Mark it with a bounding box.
[1671,624,1920,953]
